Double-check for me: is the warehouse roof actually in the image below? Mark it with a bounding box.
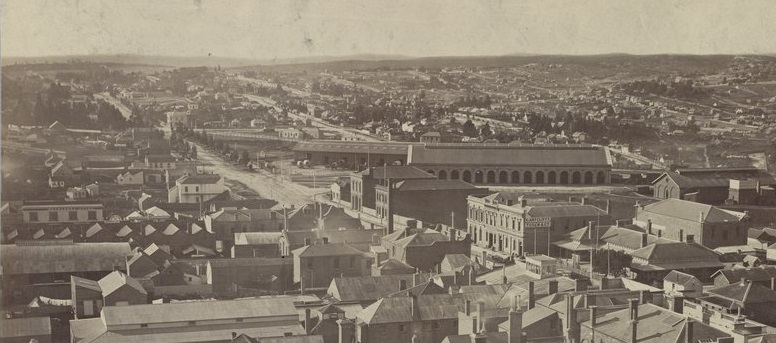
[408,144,611,167]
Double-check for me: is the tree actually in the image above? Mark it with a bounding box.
[591,249,632,277]
[480,122,493,138]
[462,119,478,137]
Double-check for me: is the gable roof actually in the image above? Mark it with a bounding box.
[378,258,415,271]
[178,174,222,185]
[328,274,432,302]
[72,275,102,292]
[707,280,776,304]
[235,232,283,245]
[641,199,746,223]
[0,317,52,338]
[664,270,701,286]
[292,243,364,258]
[98,271,147,296]
[356,294,459,324]
[712,266,776,284]
[631,242,721,266]
[393,231,450,248]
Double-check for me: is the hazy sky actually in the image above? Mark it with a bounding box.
[3,0,776,59]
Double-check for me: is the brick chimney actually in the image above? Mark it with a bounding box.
[641,233,649,248]
[476,301,485,333]
[527,281,536,309]
[646,219,652,234]
[465,299,472,316]
[548,280,559,295]
[411,295,419,321]
[304,308,312,335]
[629,298,639,343]
[685,318,694,343]
[508,296,523,343]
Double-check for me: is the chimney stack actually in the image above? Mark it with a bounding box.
[410,295,419,321]
[575,278,587,292]
[322,237,329,244]
[387,178,394,234]
[548,280,559,295]
[589,306,598,327]
[304,238,311,246]
[508,296,523,343]
[520,199,527,207]
[476,301,485,333]
[639,290,649,304]
[465,299,472,316]
[587,221,595,240]
[630,298,639,343]
[449,227,456,241]
[304,308,312,335]
[684,318,694,343]
[699,211,704,223]
[641,233,649,248]
[470,332,487,343]
[413,272,421,287]
[527,281,536,309]
[647,219,653,234]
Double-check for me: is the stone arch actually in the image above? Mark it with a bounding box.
[499,171,508,184]
[548,171,557,184]
[536,171,545,184]
[438,170,448,180]
[596,171,606,184]
[462,170,471,182]
[523,171,533,184]
[487,170,496,184]
[511,171,520,184]
[584,171,593,185]
[474,170,484,184]
[560,171,569,184]
[572,171,581,184]
[451,170,460,180]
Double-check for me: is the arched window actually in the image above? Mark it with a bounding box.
[451,170,460,180]
[511,171,520,184]
[439,170,448,180]
[487,171,496,183]
[548,171,557,184]
[572,171,581,184]
[523,171,533,184]
[596,171,606,184]
[536,171,545,184]
[584,171,593,185]
[499,171,508,183]
[560,171,569,184]
[463,170,472,182]
[474,170,484,184]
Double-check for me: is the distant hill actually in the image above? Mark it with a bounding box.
[4,53,776,76]
[1,53,414,68]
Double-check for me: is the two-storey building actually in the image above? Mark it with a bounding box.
[168,173,226,203]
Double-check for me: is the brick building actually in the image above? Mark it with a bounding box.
[375,179,486,227]
[293,242,374,290]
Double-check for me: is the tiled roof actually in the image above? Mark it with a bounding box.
[600,225,672,251]
[378,258,415,271]
[328,274,432,302]
[441,254,477,273]
[640,199,746,223]
[393,231,450,247]
[292,243,364,257]
[1,242,131,275]
[388,280,446,297]
[102,297,298,326]
[408,144,611,167]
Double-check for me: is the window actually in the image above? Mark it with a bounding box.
[195,186,199,192]
[307,260,313,269]
[236,318,244,323]
[88,211,97,220]
[29,212,39,222]
[188,321,196,325]
[423,323,431,331]
[185,186,189,192]
[69,211,78,221]
[49,211,58,221]
[399,324,406,332]
[433,322,440,330]
[140,324,148,328]
[350,256,356,269]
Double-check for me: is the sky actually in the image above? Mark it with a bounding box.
[3,0,776,59]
